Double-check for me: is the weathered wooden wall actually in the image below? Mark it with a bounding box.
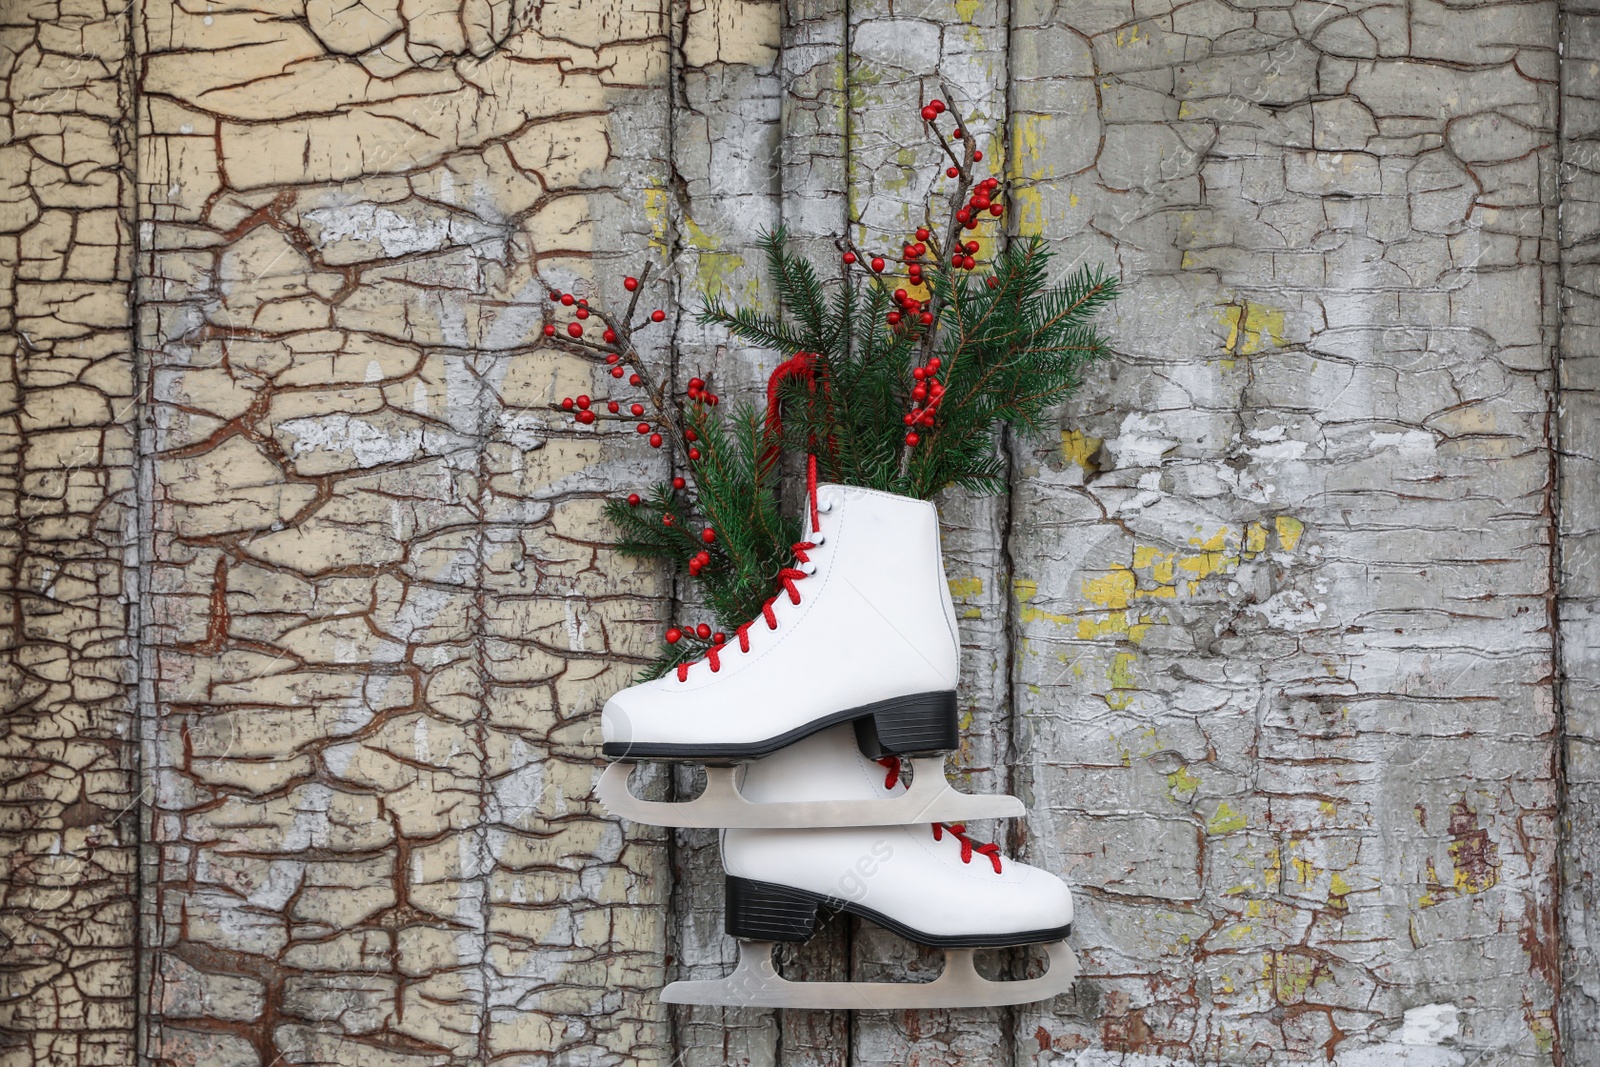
[1,0,1596,1063]
[1,0,139,1063]
[1560,3,1600,1061]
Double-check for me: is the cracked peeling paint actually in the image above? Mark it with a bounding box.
[5,0,1592,1063]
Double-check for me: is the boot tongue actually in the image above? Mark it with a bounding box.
[736,724,900,804]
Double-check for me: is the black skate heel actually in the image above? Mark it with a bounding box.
[852,690,959,758]
[725,876,823,942]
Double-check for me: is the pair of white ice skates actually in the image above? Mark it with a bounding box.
[599,481,1078,1008]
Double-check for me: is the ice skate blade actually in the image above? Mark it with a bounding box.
[660,939,1079,1009]
[597,757,1026,828]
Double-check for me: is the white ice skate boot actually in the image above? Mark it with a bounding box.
[601,479,961,762]
[659,727,1079,1009]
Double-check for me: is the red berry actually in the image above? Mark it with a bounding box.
[630,374,642,385]
[843,251,857,264]
[576,307,589,319]
[916,228,930,241]
[990,203,1003,216]
[912,385,927,400]
[964,217,978,230]
[608,400,619,413]
[665,627,682,644]
[952,253,964,267]
[956,209,970,223]
[576,395,590,409]
[887,311,902,325]
[905,432,920,446]
[567,322,583,338]
[947,166,960,178]
[606,352,620,364]
[611,367,624,378]
[904,244,917,259]
[650,433,663,448]
[543,323,556,337]
[903,412,916,425]
[952,128,963,139]
[663,514,674,525]
[895,288,909,303]
[673,476,686,489]
[963,256,976,270]
[576,410,596,424]
[550,291,562,302]
[871,257,885,272]
[560,397,574,410]
[631,403,644,416]
[628,493,641,505]
[713,632,726,644]
[965,240,979,254]
[707,394,718,405]
[931,99,945,114]
[914,242,926,256]
[603,328,617,343]
[688,447,700,460]
[973,150,983,161]
[561,293,575,306]
[688,377,705,390]
[921,105,938,121]
[701,528,716,544]
[920,311,933,325]
[987,276,999,288]
[913,367,926,379]
[685,430,698,442]
[624,276,639,291]
[637,422,650,433]
[651,309,666,322]
[696,622,712,639]
[689,561,702,576]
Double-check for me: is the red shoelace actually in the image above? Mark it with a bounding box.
[675,456,824,683]
[875,757,1004,874]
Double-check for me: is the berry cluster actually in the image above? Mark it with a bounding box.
[665,622,725,646]
[837,95,1007,345]
[549,274,722,454]
[903,356,945,446]
[541,271,739,652]
[957,177,1004,230]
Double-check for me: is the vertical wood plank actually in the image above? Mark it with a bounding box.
[0,1,139,1063]
[666,0,786,1062]
[841,1,1017,1063]
[133,0,679,1061]
[1006,1,1563,1061]
[1559,1,1600,1058]
[771,2,857,1060]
